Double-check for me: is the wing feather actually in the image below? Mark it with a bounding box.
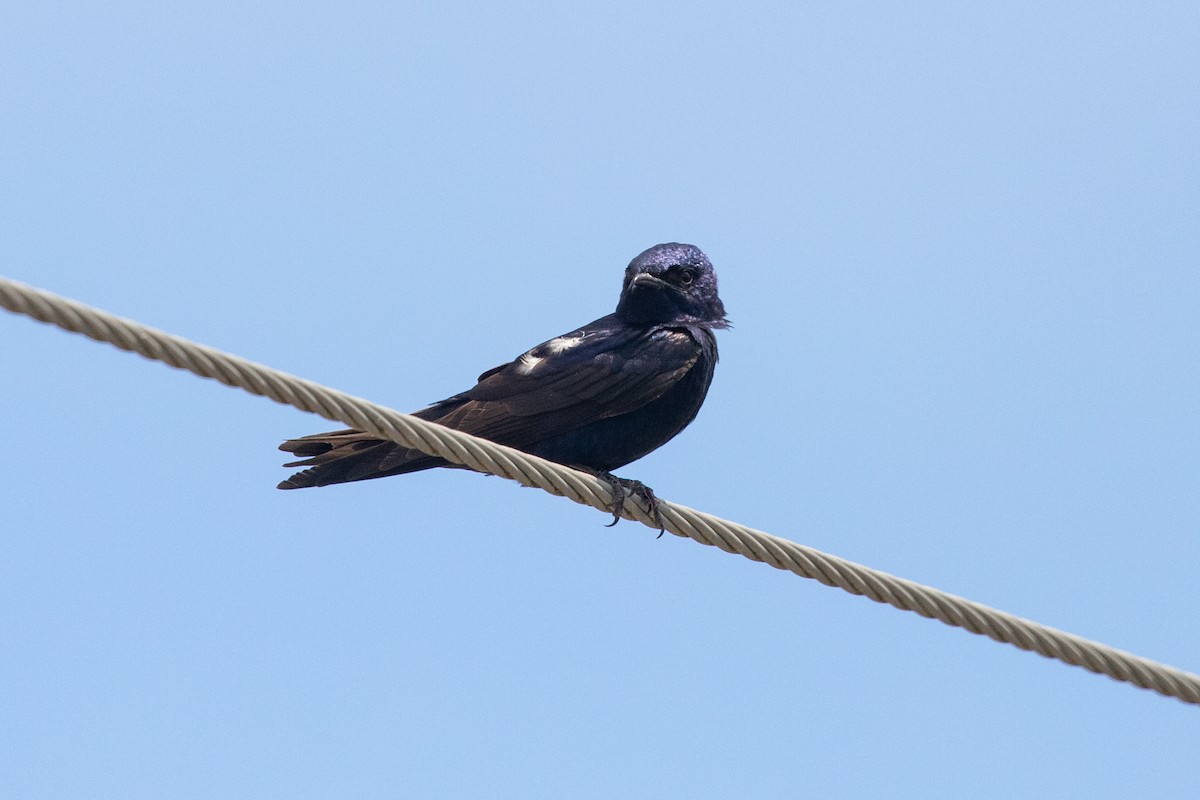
[437,323,701,447]
[278,316,706,487]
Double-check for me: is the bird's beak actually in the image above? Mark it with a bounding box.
[631,272,668,290]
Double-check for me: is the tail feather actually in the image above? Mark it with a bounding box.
[276,429,447,489]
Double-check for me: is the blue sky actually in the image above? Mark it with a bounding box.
[3,2,1198,797]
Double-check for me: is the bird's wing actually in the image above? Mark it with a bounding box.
[278,317,705,485]
[423,317,703,448]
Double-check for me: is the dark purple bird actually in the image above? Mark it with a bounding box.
[277,242,729,525]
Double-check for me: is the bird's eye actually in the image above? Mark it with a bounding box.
[678,269,696,286]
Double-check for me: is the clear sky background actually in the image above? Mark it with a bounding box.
[2,3,1198,798]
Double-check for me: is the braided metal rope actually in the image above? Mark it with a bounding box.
[3,274,1198,705]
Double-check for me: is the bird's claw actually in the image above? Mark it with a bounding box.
[598,472,666,536]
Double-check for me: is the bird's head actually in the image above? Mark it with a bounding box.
[615,243,729,327]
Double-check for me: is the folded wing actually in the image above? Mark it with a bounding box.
[277,316,703,489]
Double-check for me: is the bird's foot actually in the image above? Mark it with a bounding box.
[596,472,665,536]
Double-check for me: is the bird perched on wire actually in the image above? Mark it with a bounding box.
[277,242,729,528]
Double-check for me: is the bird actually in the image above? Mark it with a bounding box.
[277,242,729,527]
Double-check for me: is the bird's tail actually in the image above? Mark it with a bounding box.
[276,428,448,489]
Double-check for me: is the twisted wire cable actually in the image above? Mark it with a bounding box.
[3,274,1197,705]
